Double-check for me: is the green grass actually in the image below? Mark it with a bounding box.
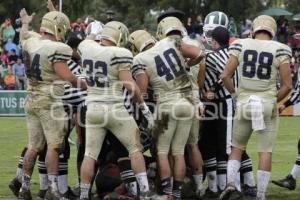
[0,117,300,199]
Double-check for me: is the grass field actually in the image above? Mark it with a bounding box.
[0,117,300,199]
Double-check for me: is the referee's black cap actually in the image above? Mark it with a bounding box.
[211,26,230,47]
[65,31,84,49]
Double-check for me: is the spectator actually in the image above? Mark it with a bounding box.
[8,49,18,65]
[1,50,9,66]
[241,19,252,38]
[194,14,204,35]
[5,38,20,56]
[12,58,25,90]
[289,27,300,50]
[0,39,3,53]
[0,77,4,90]
[4,69,16,90]
[0,18,16,42]
[185,17,195,38]
[276,15,289,44]
[228,17,238,37]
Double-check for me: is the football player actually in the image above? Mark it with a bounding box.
[181,35,205,198]
[9,31,84,200]
[77,21,154,200]
[158,12,205,198]
[271,67,300,190]
[76,22,140,200]
[18,8,86,200]
[220,15,292,200]
[130,17,204,199]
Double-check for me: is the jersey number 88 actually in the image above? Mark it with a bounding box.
[243,50,273,80]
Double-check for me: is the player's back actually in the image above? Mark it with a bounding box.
[134,37,191,102]
[22,33,72,104]
[230,38,292,101]
[78,40,133,103]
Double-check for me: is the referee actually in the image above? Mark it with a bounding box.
[199,27,256,198]
[272,66,300,190]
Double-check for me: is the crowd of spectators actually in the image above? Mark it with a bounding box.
[184,14,204,39]
[0,18,25,90]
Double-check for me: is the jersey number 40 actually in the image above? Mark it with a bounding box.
[155,48,185,81]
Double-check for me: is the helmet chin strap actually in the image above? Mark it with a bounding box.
[117,31,122,47]
[54,25,59,41]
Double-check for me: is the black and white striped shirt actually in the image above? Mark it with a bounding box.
[285,68,300,107]
[203,47,239,99]
[62,60,87,111]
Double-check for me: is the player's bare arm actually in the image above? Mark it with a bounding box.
[277,62,292,102]
[198,61,206,88]
[135,73,149,96]
[119,70,144,104]
[221,55,239,94]
[53,61,87,90]
[119,70,154,129]
[47,0,56,11]
[19,8,35,41]
[180,42,206,66]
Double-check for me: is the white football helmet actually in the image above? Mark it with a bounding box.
[128,30,156,56]
[101,21,129,47]
[156,16,185,40]
[40,11,70,42]
[203,11,229,45]
[85,20,104,40]
[252,15,277,38]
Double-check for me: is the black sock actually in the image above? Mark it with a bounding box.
[16,147,27,182]
[38,150,48,191]
[118,158,138,196]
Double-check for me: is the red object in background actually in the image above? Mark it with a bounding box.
[289,36,300,49]
[229,37,238,44]
[289,25,300,49]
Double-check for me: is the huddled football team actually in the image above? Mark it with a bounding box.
[8,0,298,200]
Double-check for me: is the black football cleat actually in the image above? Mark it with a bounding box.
[271,174,296,190]
[241,184,257,197]
[18,187,32,200]
[36,189,47,199]
[220,184,243,200]
[8,178,22,197]
[44,188,61,200]
[202,188,219,199]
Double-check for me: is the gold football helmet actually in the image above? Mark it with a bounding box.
[252,15,277,38]
[40,11,70,42]
[156,16,184,40]
[101,21,129,47]
[128,30,156,55]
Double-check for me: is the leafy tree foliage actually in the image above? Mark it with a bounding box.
[0,0,297,34]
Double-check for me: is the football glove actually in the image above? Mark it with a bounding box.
[138,102,154,130]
